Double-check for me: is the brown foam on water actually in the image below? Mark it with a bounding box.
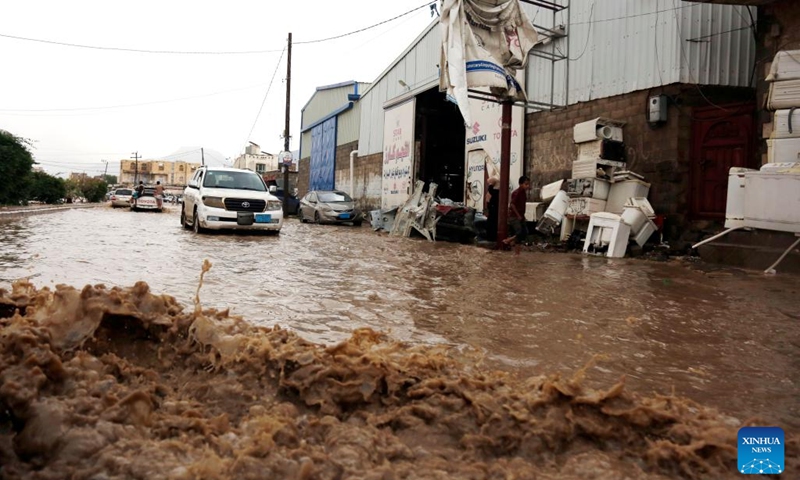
[0,280,796,479]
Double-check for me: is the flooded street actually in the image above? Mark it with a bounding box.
[1,205,799,434]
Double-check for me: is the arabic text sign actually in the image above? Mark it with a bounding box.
[382,99,415,210]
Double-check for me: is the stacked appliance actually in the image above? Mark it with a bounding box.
[766,50,800,163]
[567,118,626,217]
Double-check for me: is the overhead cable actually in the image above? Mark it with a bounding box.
[245,47,286,145]
[0,32,284,55]
[0,83,269,113]
[295,2,435,45]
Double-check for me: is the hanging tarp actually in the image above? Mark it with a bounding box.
[309,117,336,191]
[382,98,415,210]
[440,0,538,126]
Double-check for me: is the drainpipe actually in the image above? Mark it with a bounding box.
[349,150,358,197]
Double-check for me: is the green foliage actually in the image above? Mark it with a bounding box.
[80,178,108,203]
[29,171,67,204]
[102,174,118,184]
[63,179,82,200]
[0,130,34,205]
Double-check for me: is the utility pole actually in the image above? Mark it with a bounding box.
[282,32,292,215]
[101,159,109,178]
[201,148,205,166]
[131,151,140,184]
[496,100,512,249]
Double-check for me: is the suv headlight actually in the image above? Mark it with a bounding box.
[266,201,282,211]
[202,196,225,208]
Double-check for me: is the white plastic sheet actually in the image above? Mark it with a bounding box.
[440,0,538,125]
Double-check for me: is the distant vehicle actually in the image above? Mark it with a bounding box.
[299,190,362,226]
[131,187,162,212]
[273,188,300,216]
[182,166,283,234]
[110,188,133,208]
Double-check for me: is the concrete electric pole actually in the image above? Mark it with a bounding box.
[131,152,140,184]
[282,32,292,215]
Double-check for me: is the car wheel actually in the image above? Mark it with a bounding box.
[181,208,191,229]
[193,208,204,234]
[314,211,321,224]
[353,220,362,227]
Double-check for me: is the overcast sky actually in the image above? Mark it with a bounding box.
[0,0,436,177]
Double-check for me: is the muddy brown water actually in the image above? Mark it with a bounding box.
[1,208,798,450]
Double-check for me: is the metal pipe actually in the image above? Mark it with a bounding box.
[764,235,800,275]
[691,226,743,250]
[496,100,513,249]
[349,150,358,197]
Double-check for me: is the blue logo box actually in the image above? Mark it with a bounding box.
[738,426,784,475]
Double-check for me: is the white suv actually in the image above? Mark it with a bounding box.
[182,166,283,234]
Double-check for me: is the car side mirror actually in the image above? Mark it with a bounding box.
[269,185,277,193]
[188,184,199,190]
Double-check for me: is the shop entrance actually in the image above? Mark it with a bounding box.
[414,88,466,202]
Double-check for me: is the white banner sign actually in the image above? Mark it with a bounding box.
[382,99,415,210]
[463,97,524,211]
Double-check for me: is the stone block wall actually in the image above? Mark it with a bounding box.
[298,140,382,212]
[525,84,753,239]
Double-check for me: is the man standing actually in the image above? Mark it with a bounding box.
[154,181,164,209]
[503,175,531,248]
[134,181,145,207]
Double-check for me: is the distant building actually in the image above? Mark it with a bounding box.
[233,143,278,174]
[69,172,89,182]
[118,159,201,186]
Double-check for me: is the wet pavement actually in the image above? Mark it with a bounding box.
[1,206,798,430]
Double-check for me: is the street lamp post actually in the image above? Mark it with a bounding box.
[101,159,108,180]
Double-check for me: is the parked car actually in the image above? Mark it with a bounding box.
[110,188,133,208]
[299,190,362,226]
[131,187,162,212]
[273,188,300,216]
[182,166,283,234]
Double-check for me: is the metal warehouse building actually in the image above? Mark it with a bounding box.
[301,0,756,241]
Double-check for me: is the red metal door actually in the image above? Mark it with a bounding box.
[690,105,755,219]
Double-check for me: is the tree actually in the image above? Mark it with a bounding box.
[28,171,67,204]
[0,130,34,205]
[102,174,117,184]
[80,178,108,203]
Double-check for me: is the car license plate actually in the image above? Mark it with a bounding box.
[255,214,272,223]
[339,213,351,219]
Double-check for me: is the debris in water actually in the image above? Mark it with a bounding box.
[0,281,796,479]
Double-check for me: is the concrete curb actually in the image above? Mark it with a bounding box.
[0,203,104,219]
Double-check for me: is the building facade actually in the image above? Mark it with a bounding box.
[338,0,756,242]
[297,81,371,205]
[119,160,200,186]
[233,143,279,174]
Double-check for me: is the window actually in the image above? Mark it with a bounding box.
[317,191,353,203]
[179,165,185,171]
[203,170,266,191]
[255,163,266,173]
[159,165,164,171]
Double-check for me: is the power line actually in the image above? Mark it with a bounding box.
[245,47,286,146]
[0,83,269,113]
[294,2,435,45]
[0,32,284,55]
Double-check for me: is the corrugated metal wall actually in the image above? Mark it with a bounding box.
[358,23,441,156]
[526,0,755,109]
[357,0,754,155]
[300,82,370,159]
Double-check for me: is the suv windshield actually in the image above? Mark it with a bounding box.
[203,170,266,191]
[318,191,352,203]
[115,189,132,196]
